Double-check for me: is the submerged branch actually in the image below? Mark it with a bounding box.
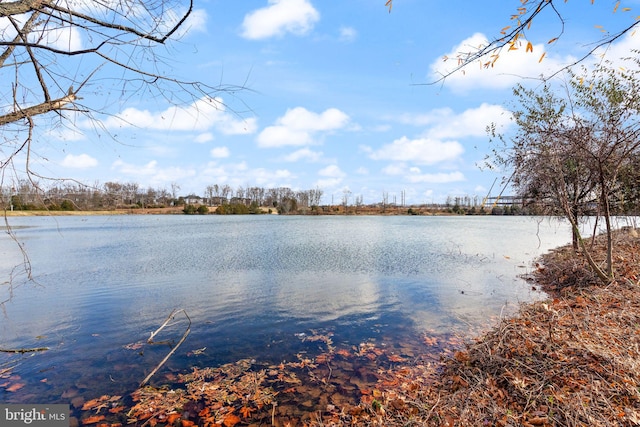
[140,308,191,387]
[0,346,48,353]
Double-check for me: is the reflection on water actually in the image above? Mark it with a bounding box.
[0,215,574,403]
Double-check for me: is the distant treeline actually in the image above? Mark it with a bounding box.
[4,179,630,216]
[0,181,324,214]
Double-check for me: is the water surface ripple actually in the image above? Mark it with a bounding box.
[0,215,573,402]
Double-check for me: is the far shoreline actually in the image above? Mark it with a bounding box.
[2,207,183,216]
[1,206,504,217]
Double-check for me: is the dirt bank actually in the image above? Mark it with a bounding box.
[2,207,185,216]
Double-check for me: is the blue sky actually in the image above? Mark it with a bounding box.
[29,0,640,204]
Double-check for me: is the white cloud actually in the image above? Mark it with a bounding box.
[0,16,83,52]
[314,164,345,189]
[241,0,320,40]
[431,33,576,92]
[381,163,406,176]
[112,160,150,175]
[201,161,248,184]
[183,9,208,35]
[251,168,293,186]
[406,171,465,184]
[43,25,83,52]
[111,160,196,187]
[318,164,345,178]
[474,185,487,193]
[593,30,640,68]
[369,136,464,165]
[396,108,450,126]
[222,117,259,135]
[397,104,512,139]
[382,163,465,184]
[339,26,357,42]
[427,104,511,139]
[195,133,214,143]
[372,124,391,132]
[102,97,257,135]
[60,153,98,169]
[283,148,323,162]
[258,127,312,147]
[280,107,350,131]
[315,177,343,188]
[210,146,230,158]
[257,107,350,148]
[201,161,293,188]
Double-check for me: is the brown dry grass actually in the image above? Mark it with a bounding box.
[337,229,640,427]
[3,207,185,216]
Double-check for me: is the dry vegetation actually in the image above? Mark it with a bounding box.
[378,228,640,427]
[20,229,640,427]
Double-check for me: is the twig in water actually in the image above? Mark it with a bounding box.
[140,308,191,387]
[272,401,277,425]
[0,347,48,353]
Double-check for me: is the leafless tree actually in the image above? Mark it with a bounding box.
[235,185,245,201]
[309,187,323,207]
[221,184,232,203]
[490,59,640,284]
[342,188,352,214]
[247,186,265,206]
[382,191,389,212]
[170,182,181,203]
[204,185,214,206]
[1,0,242,190]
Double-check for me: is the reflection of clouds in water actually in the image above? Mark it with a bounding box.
[436,261,536,322]
[0,292,76,349]
[406,310,452,333]
[0,214,586,405]
[0,216,578,367]
[271,272,382,322]
[432,219,569,319]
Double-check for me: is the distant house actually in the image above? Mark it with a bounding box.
[209,196,227,206]
[230,197,251,206]
[184,195,203,205]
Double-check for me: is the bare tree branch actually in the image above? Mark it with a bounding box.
[41,0,193,44]
[0,0,249,300]
[423,0,640,85]
[0,93,76,126]
[0,0,48,17]
[490,59,640,283]
[0,0,238,143]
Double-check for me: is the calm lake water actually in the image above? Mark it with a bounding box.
[0,215,575,403]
